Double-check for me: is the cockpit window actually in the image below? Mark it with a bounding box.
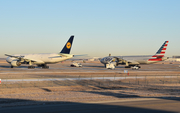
[104,57,113,61]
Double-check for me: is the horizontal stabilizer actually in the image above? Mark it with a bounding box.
[74,54,88,57]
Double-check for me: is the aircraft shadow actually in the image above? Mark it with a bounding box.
[0,65,11,68]
[41,88,52,92]
[0,65,41,69]
[83,65,106,68]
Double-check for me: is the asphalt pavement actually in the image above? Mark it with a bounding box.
[0,98,180,113]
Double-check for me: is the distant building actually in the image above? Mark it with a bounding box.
[172,56,180,58]
[167,56,180,62]
[88,57,101,61]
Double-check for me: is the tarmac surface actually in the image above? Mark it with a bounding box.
[0,98,180,113]
[0,60,180,77]
[0,60,180,113]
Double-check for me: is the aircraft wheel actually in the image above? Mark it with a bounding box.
[28,66,35,69]
[42,66,49,69]
[11,66,13,68]
[125,66,131,68]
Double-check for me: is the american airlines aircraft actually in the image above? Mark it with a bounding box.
[100,41,169,69]
[5,36,74,69]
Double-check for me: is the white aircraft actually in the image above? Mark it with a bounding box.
[100,41,169,69]
[5,35,74,69]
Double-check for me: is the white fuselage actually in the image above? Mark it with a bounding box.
[6,53,73,65]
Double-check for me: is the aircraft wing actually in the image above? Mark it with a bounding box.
[48,53,72,58]
[112,56,140,65]
[73,54,88,57]
[5,54,24,59]
[23,58,44,63]
[49,54,87,59]
[5,54,44,63]
[124,60,140,65]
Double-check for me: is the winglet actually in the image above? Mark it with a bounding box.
[60,35,74,54]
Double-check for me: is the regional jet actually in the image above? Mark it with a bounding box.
[5,35,74,69]
[100,41,169,69]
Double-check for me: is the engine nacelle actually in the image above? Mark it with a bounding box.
[11,61,21,67]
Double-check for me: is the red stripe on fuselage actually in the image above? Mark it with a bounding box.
[152,55,164,58]
[148,59,162,61]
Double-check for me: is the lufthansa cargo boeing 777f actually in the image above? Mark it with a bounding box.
[5,36,74,69]
[100,41,169,69]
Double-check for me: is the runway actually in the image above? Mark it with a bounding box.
[0,98,180,113]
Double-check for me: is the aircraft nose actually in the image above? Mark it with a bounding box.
[100,58,105,64]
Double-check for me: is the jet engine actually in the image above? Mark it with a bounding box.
[11,61,21,67]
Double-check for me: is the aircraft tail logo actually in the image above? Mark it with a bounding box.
[60,35,74,54]
[66,42,71,49]
[154,41,169,57]
[148,41,169,61]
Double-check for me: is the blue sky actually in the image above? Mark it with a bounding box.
[0,0,180,57]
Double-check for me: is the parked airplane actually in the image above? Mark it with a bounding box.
[100,41,169,69]
[5,35,74,69]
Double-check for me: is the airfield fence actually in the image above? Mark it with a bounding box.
[0,75,180,89]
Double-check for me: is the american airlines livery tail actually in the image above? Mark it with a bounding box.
[5,35,74,69]
[100,41,169,69]
[149,41,169,62]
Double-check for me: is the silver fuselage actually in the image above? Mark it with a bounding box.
[100,55,168,66]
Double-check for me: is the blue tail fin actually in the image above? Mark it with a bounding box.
[60,35,74,54]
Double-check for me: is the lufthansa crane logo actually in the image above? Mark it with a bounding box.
[66,42,71,49]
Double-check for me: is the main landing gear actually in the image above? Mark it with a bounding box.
[28,65,49,69]
[28,66,35,69]
[38,64,49,69]
[10,65,49,69]
[125,66,131,68]
[42,65,49,69]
